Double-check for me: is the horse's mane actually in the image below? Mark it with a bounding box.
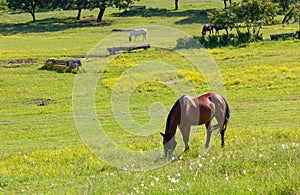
[164,99,181,140]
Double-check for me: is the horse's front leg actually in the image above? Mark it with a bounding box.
[205,122,212,148]
[179,124,191,152]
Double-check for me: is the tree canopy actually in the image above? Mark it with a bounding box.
[282,1,300,30]
[7,0,51,21]
[0,0,8,13]
[7,0,137,22]
[209,0,279,38]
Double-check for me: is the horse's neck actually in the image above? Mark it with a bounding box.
[165,100,181,139]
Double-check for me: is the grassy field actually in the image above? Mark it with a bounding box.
[0,0,300,194]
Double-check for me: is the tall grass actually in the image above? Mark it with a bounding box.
[0,0,299,194]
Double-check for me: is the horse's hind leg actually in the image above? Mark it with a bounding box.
[215,110,226,147]
[220,130,225,148]
[205,122,212,148]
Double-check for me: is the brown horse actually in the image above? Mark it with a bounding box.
[160,92,230,158]
[202,24,214,36]
[213,25,229,35]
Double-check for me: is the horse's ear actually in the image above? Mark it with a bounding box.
[160,132,165,137]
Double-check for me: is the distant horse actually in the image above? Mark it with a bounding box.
[213,25,229,35]
[129,28,148,42]
[160,92,230,158]
[202,24,214,36]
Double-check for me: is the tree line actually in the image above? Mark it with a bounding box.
[0,0,299,31]
[1,0,137,22]
[208,0,300,38]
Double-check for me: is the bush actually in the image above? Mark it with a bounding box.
[175,37,203,49]
[295,31,300,39]
[39,62,80,74]
[195,32,263,48]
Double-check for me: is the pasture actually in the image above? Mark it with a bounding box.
[0,0,299,194]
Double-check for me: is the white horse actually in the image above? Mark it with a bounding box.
[129,28,147,42]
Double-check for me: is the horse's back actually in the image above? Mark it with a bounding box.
[132,28,147,34]
[179,94,214,125]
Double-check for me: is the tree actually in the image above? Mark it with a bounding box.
[239,0,279,37]
[282,2,300,30]
[209,3,238,29]
[93,0,136,22]
[175,0,178,10]
[0,0,8,13]
[272,0,298,11]
[223,0,232,9]
[51,0,93,20]
[7,0,50,22]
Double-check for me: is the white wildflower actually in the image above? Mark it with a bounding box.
[153,177,159,183]
[133,187,139,193]
[281,143,289,150]
[225,176,229,182]
[170,178,179,183]
[292,142,299,147]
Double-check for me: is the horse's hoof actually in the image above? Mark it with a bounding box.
[184,146,190,152]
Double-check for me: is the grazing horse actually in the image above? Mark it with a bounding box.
[129,28,148,42]
[160,92,230,158]
[202,24,214,36]
[213,25,229,35]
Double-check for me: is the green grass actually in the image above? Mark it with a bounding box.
[0,0,300,194]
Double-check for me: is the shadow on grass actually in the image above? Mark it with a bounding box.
[113,8,213,25]
[0,8,213,35]
[0,17,112,35]
[173,33,260,50]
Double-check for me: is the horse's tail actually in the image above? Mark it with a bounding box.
[221,96,230,132]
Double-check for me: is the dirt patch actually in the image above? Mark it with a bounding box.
[3,59,37,68]
[26,99,56,106]
[8,59,36,64]
[79,18,113,26]
[70,54,107,58]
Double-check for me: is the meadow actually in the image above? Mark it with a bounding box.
[0,0,299,194]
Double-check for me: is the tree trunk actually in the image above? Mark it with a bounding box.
[30,11,36,22]
[174,0,179,10]
[97,7,106,22]
[224,0,227,9]
[76,8,82,20]
[30,2,36,22]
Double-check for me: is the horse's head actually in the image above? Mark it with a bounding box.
[160,132,177,158]
[129,36,132,42]
[201,25,206,36]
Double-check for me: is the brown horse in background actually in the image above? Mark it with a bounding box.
[202,24,214,36]
[160,92,230,158]
[214,25,229,35]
